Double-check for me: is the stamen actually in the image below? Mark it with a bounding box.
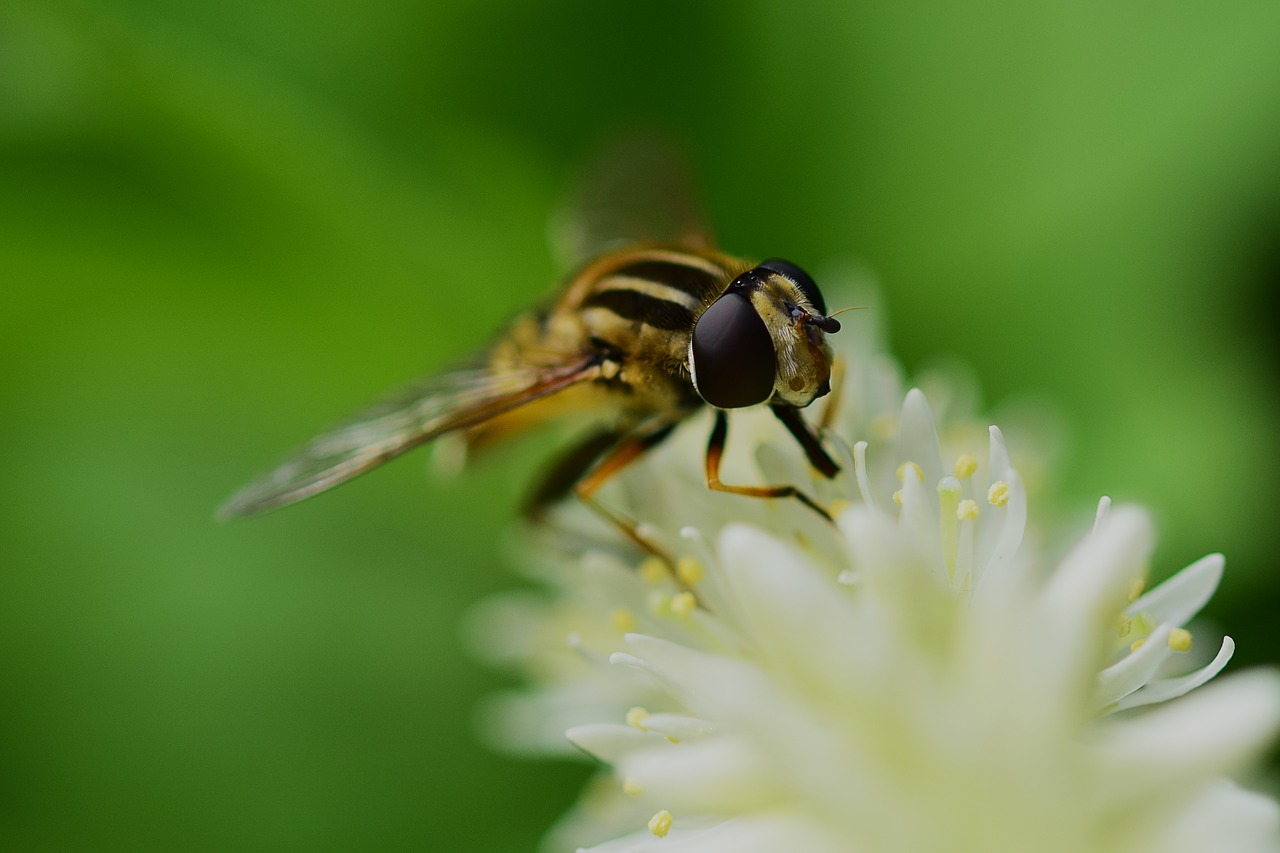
[987,481,1010,506]
[640,558,668,585]
[648,810,673,838]
[671,592,697,617]
[1127,577,1146,602]
[957,499,980,520]
[623,778,644,796]
[611,607,636,633]
[1132,611,1155,636]
[954,453,979,478]
[1116,614,1132,638]
[853,441,876,508]
[897,461,925,483]
[938,476,961,582]
[626,707,651,731]
[892,489,904,507]
[1130,638,1146,653]
[954,510,975,591]
[676,557,704,586]
[1169,628,1193,652]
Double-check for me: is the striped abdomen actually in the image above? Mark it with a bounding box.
[571,247,741,353]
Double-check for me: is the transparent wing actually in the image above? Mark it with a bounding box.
[219,354,602,519]
[550,133,716,268]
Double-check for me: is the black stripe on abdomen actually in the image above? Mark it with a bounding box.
[613,259,722,303]
[582,288,695,331]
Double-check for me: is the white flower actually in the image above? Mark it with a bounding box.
[467,308,1280,852]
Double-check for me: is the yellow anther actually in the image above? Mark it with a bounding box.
[622,778,644,796]
[1132,611,1154,636]
[987,481,1010,506]
[897,461,925,483]
[956,499,980,521]
[665,735,681,745]
[1130,638,1146,653]
[1127,577,1146,602]
[1116,614,1132,638]
[648,809,673,838]
[670,591,697,617]
[892,489,904,507]
[828,499,853,517]
[626,707,650,731]
[1169,628,1193,652]
[611,607,635,633]
[675,557,704,586]
[640,557,668,585]
[954,453,979,478]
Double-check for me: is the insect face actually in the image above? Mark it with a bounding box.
[688,259,839,410]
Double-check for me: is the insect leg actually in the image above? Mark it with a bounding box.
[817,356,846,432]
[706,410,833,521]
[522,428,628,520]
[770,404,840,479]
[572,422,680,568]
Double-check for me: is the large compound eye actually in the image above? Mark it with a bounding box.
[691,292,777,408]
[758,258,825,315]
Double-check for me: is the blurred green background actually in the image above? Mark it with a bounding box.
[3,0,1278,849]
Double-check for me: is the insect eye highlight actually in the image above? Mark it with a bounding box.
[757,258,826,316]
[691,292,777,408]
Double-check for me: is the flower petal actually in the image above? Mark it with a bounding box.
[1157,779,1280,853]
[1035,505,1155,682]
[714,526,872,691]
[567,722,672,762]
[1127,553,1225,627]
[898,388,945,489]
[1096,624,1175,708]
[1113,636,1236,712]
[1096,670,1280,781]
[615,736,779,812]
[973,426,1026,593]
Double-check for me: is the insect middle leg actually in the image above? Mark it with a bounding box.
[523,428,628,521]
[705,409,833,521]
[568,423,680,569]
[523,422,687,576]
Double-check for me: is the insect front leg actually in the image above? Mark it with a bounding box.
[705,409,833,521]
[771,404,840,479]
[817,356,845,433]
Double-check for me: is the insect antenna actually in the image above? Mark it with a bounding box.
[826,305,873,319]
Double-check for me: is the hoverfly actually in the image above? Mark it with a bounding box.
[220,141,844,563]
